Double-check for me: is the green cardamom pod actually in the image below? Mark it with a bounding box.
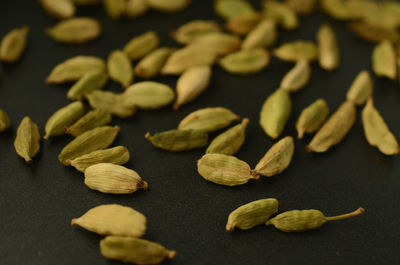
[266,207,365,232]
[46,56,106,84]
[71,204,146,237]
[39,0,75,19]
[361,98,399,155]
[67,70,108,100]
[320,0,351,20]
[280,59,311,92]
[346,70,373,106]
[226,198,278,231]
[206,118,249,155]
[306,101,356,153]
[107,50,134,88]
[69,146,130,172]
[372,40,396,80]
[84,163,148,194]
[274,40,318,62]
[197,153,259,186]
[58,125,120,165]
[123,31,160,61]
[145,129,208,151]
[0,109,11,132]
[86,90,136,118]
[171,20,221,45]
[100,236,176,264]
[14,116,40,163]
[262,0,299,30]
[225,13,262,36]
[103,0,126,19]
[44,101,85,139]
[178,107,239,133]
[0,26,29,63]
[317,23,339,71]
[296,99,329,139]
[65,109,112,137]
[219,48,270,75]
[350,22,399,43]
[259,89,292,139]
[126,0,149,18]
[146,0,190,13]
[189,32,241,56]
[242,19,277,50]
[214,0,255,20]
[134,47,172,79]
[285,0,315,15]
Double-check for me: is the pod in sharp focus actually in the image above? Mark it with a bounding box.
[0,26,29,63]
[372,40,396,80]
[219,48,270,75]
[296,98,329,139]
[346,70,373,106]
[14,116,40,163]
[145,129,208,151]
[65,109,112,137]
[317,23,339,71]
[280,59,311,93]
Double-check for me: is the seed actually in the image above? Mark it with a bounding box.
[0,109,11,132]
[219,48,270,75]
[346,70,373,106]
[71,204,146,237]
[69,146,130,172]
[84,163,148,194]
[349,22,399,43]
[372,40,396,80]
[206,118,249,155]
[265,207,365,232]
[146,0,191,13]
[225,13,262,36]
[174,65,212,110]
[262,0,299,30]
[126,0,149,18]
[134,47,173,79]
[361,98,399,155]
[67,70,109,100]
[259,89,292,139]
[58,126,120,165]
[171,20,221,45]
[86,90,136,118]
[14,116,40,163]
[107,50,133,88]
[103,0,126,19]
[214,0,255,20]
[306,101,356,153]
[274,40,318,62]
[123,31,160,61]
[39,0,75,19]
[46,17,101,44]
[0,26,29,63]
[100,236,176,264]
[226,198,278,231]
[285,0,315,15]
[317,24,339,71]
[44,101,85,139]
[319,0,351,20]
[280,59,311,92]
[296,99,329,139]
[65,109,112,137]
[145,129,208,151]
[189,32,241,56]
[242,19,277,50]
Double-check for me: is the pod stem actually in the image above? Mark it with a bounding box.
[325,207,365,222]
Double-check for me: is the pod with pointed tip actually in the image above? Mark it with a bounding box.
[107,50,134,88]
[0,109,11,132]
[123,31,160,61]
[86,90,136,118]
[67,71,108,100]
[14,116,40,163]
[346,71,373,106]
[296,99,329,139]
[242,18,277,50]
[145,129,208,151]
[134,47,172,79]
[280,59,311,92]
[65,109,112,137]
[274,41,318,62]
[219,48,270,75]
[0,26,29,63]
[372,40,396,80]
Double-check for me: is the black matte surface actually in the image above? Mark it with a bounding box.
[1,1,400,265]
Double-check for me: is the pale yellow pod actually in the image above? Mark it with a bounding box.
[171,20,221,44]
[350,22,399,43]
[242,19,277,50]
[274,40,318,62]
[0,26,29,63]
[189,32,241,56]
[39,0,75,19]
[219,48,270,75]
[146,0,191,13]
[372,40,396,80]
[107,50,134,88]
[123,31,160,61]
[262,0,299,30]
[134,47,172,79]
[280,59,311,92]
[126,0,149,18]
[317,24,339,71]
[225,13,262,36]
[214,0,255,20]
[346,70,373,106]
[103,0,126,19]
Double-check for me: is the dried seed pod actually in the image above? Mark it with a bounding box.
[225,13,262,36]
[346,71,373,106]
[65,109,112,137]
[107,50,133,88]
[285,0,315,15]
[280,59,311,92]
[14,116,40,163]
[46,56,106,84]
[219,48,270,75]
[171,20,221,44]
[69,146,130,172]
[145,129,208,151]
[86,90,136,118]
[266,207,365,232]
[58,126,119,165]
[39,0,75,19]
[134,47,172,79]
[67,71,109,100]
[226,198,278,231]
[46,17,101,44]
[103,0,126,19]
[319,0,351,20]
[44,101,85,139]
[349,22,399,43]
[174,65,211,110]
[178,107,239,133]
[71,204,146,237]
[197,153,259,186]
[100,236,176,264]
[206,118,249,155]
[296,99,329,139]
[0,26,29,63]
[262,0,299,30]
[306,101,356,153]
[146,0,190,13]
[274,40,318,62]
[242,19,277,50]
[126,0,149,18]
[362,98,399,155]
[123,31,160,61]
[214,0,255,19]
[317,24,339,71]
[259,90,292,139]
[189,32,241,56]
[0,109,11,132]
[372,40,396,80]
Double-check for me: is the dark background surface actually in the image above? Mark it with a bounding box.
[1,1,399,265]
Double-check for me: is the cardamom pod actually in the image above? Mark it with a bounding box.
[65,109,112,137]
[197,153,259,186]
[86,90,136,118]
[317,24,339,71]
[67,70,108,100]
[214,0,255,19]
[46,56,106,84]
[14,116,40,163]
[134,47,172,79]
[0,109,11,132]
[44,101,85,139]
[296,99,329,139]
[189,32,241,56]
[146,0,190,13]
[123,31,160,61]
[361,98,399,155]
[171,20,221,44]
[262,0,299,30]
[69,146,130,172]
[145,129,208,151]
[372,40,396,80]
[123,81,175,110]
[100,236,176,264]
[84,163,148,194]
[226,198,278,231]
[346,70,373,106]
[219,48,270,75]
[206,118,249,155]
[46,17,101,44]
[0,26,29,63]
[174,65,211,110]
[103,0,126,19]
[242,19,277,50]
[280,59,311,92]
[39,0,75,19]
[71,204,146,237]
[178,107,239,133]
[107,50,133,88]
[126,0,149,18]
[349,22,399,43]
[58,126,119,165]
[285,0,315,15]
[259,89,292,139]
[274,41,318,62]
[225,13,262,36]
[320,0,351,20]
[265,207,365,232]
[306,101,356,153]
